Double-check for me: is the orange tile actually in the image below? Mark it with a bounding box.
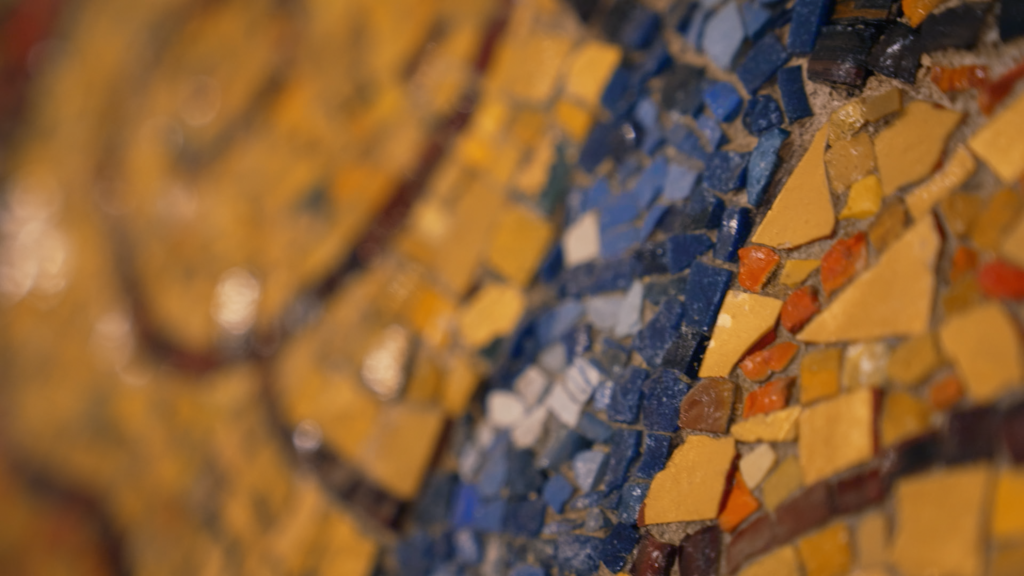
[820,232,867,296]
[740,342,799,382]
[929,373,964,411]
[781,286,821,334]
[743,377,794,418]
[738,246,781,292]
[719,474,761,532]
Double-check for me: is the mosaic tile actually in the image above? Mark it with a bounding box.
[678,525,722,576]
[636,433,673,480]
[881,391,932,447]
[747,127,790,206]
[736,33,791,93]
[726,513,781,573]
[971,188,1022,252]
[720,473,762,532]
[841,341,889,389]
[761,455,804,511]
[788,0,833,54]
[700,291,783,377]
[820,232,868,296]
[807,25,877,87]
[826,132,876,193]
[928,372,964,410]
[980,259,1024,300]
[799,347,842,404]
[902,0,943,26]
[887,332,941,388]
[875,101,964,196]
[684,261,735,332]
[706,151,751,193]
[839,174,883,220]
[738,246,781,292]
[779,259,821,287]
[743,94,784,136]
[866,22,923,84]
[679,377,737,433]
[854,510,888,568]
[703,1,746,70]
[781,286,820,334]
[631,534,677,576]
[830,465,887,513]
[732,406,802,442]
[601,523,640,572]
[604,429,643,493]
[642,369,690,433]
[992,467,1024,539]
[778,66,813,122]
[939,302,1024,402]
[799,389,877,484]
[740,443,777,488]
[556,534,603,574]
[737,544,801,576]
[715,206,754,262]
[796,522,851,576]
[643,436,736,524]
[740,341,800,381]
[905,145,977,221]
[743,377,794,417]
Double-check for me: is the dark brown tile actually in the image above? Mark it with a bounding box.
[1001,400,1024,463]
[944,405,999,464]
[678,378,736,433]
[830,465,887,514]
[679,526,722,576]
[632,533,677,576]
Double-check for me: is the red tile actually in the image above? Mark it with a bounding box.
[978,259,1024,300]
[820,232,868,296]
[742,377,794,418]
[738,246,781,292]
[780,286,820,333]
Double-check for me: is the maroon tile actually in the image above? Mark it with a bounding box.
[725,512,777,573]
[1002,400,1024,463]
[678,378,736,433]
[632,533,677,576]
[944,405,999,464]
[879,432,941,479]
[678,526,722,576]
[775,482,833,543]
[830,465,887,514]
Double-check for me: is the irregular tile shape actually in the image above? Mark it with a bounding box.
[891,465,993,576]
[738,545,801,576]
[881,391,932,447]
[797,522,852,576]
[572,450,608,492]
[888,333,941,387]
[781,286,820,333]
[832,466,887,513]
[736,33,791,93]
[800,347,842,404]
[487,390,527,429]
[798,389,876,484]
[992,468,1024,539]
[704,80,743,121]
[938,302,1024,402]
[789,0,833,54]
[839,174,882,220]
[866,22,923,83]
[557,534,603,575]
[732,406,801,442]
[678,526,722,576]
[678,377,736,433]
[903,0,943,27]
[930,63,988,93]
[862,87,903,122]
[488,204,555,285]
[829,100,868,143]
[601,523,640,572]
[869,199,908,252]
[705,151,750,192]
[807,25,876,87]
[643,436,736,524]
[820,233,868,296]
[775,482,833,542]
[970,188,1022,252]
[799,216,941,342]
[564,40,623,108]
[738,246,781,292]
[562,210,601,267]
[905,145,977,220]
[641,369,689,433]
[740,443,777,488]
[747,127,790,207]
[779,259,820,287]
[662,326,711,380]
[714,206,754,262]
[699,291,784,377]
[358,402,447,499]
[635,298,687,367]
[720,475,761,532]
[631,534,676,576]
[684,262,735,333]
[636,433,672,480]
[969,90,1024,184]
[740,341,799,381]
[929,373,964,410]
[841,341,889,389]
[743,377,794,418]
[614,280,645,337]
[702,1,746,70]
[1002,214,1024,269]
[778,66,813,121]
[763,456,804,511]
[826,132,876,192]
[743,94,784,136]
[875,101,964,195]
[979,259,1024,299]
[751,126,834,248]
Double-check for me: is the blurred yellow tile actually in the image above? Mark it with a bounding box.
[880,391,931,447]
[739,545,801,576]
[801,347,842,404]
[875,101,963,196]
[799,389,876,484]
[356,401,447,500]
[443,352,482,416]
[968,91,1024,184]
[904,145,977,221]
[970,188,1021,252]
[516,134,558,197]
[939,302,1024,403]
[992,468,1024,540]
[562,40,623,108]
[839,175,882,220]
[797,522,852,576]
[487,204,554,285]
[554,99,593,142]
[457,282,526,348]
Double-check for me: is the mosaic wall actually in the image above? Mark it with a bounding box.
[2,0,1024,573]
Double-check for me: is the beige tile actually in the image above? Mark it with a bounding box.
[779,259,821,287]
[842,341,889,389]
[856,510,889,567]
[739,443,777,489]
[762,455,803,511]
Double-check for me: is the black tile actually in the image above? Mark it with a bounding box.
[944,405,999,464]
[807,24,880,86]
[867,22,923,83]
[920,3,987,52]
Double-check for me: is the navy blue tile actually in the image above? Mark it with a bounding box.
[640,204,669,241]
[600,523,641,572]
[556,535,603,575]
[509,564,545,576]
[705,150,750,192]
[617,481,650,524]
[807,24,878,87]
[921,3,986,52]
[747,127,789,206]
[702,1,746,70]
[602,429,642,493]
[697,114,727,150]
[741,1,774,39]
[596,337,631,376]
[666,233,716,273]
[661,65,707,117]
[661,324,710,379]
[397,531,438,575]
[663,162,702,202]
[1001,0,1024,41]
[684,261,734,332]
[636,433,673,479]
[507,450,544,497]
[788,0,833,54]
[537,425,592,470]
[608,366,649,424]
[600,192,642,231]
[618,4,661,49]
[644,274,688,307]
[537,243,563,284]
[634,297,686,367]
[542,474,575,513]
[473,499,507,533]
[505,499,546,537]
[601,224,643,260]
[658,187,726,233]
[715,206,754,262]
[577,412,614,443]
[867,22,922,84]
[567,490,603,511]
[633,156,669,207]
[668,122,711,162]
[451,483,481,528]
[743,94,784,136]
[703,80,743,121]
[580,120,618,172]
[777,66,812,122]
[535,300,585,347]
[642,368,690,433]
[601,66,634,114]
[588,256,639,295]
[584,177,612,213]
[737,33,791,93]
[584,508,611,532]
[636,39,674,84]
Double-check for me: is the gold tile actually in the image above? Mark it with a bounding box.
[643,435,736,524]
[829,100,868,143]
[856,510,889,567]
[457,282,526,348]
[839,175,883,220]
[799,389,876,485]
[799,216,941,343]
[779,259,821,287]
[869,199,908,253]
[762,455,804,511]
[904,145,977,221]
[442,352,481,416]
[318,507,379,576]
[888,333,941,388]
[890,465,993,576]
[699,291,784,378]
[751,126,835,249]
[562,40,623,108]
[432,182,505,295]
[826,132,876,193]
[942,274,984,316]
[731,406,801,442]
[940,191,982,238]
[970,188,1022,252]
[880,391,932,447]
[515,134,557,197]
[874,101,963,196]
[797,521,852,576]
[356,401,447,500]
[491,33,573,105]
[801,347,843,404]
[1001,212,1024,268]
[992,542,1024,576]
[554,99,593,142]
[992,468,1024,540]
[938,302,1024,403]
[861,87,903,122]
[968,91,1024,183]
[738,545,801,576]
[486,204,554,285]
[842,341,890,389]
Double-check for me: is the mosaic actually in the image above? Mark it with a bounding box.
[1,0,1024,574]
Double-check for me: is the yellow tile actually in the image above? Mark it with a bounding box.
[992,542,1024,576]
[862,87,903,122]
[457,282,526,348]
[554,99,593,142]
[731,406,801,442]
[968,91,1024,183]
[318,507,378,576]
[880,391,932,447]
[643,435,736,524]
[762,456,803,511]
[904,145,977,220]
[356,401,447,500]
[779,259,821,287]
[492,33,574,105]
[799,216,941,343]
[510,108,548,144]
[839,175,883,220]
[942,274,984,316]
[888,333,941,388]
[891,465,994,576]
[515,134,557,197]
[842,341,889,389]
[486,204,554,285]
[869,199,908,253]
[992,468,1024,540]
[970,188,1022,252]
[404,347,442,404]
[799,389,876,485]
[1001,212,1024,268]
[401,281,456,349]
[699,291,784,377]
[826,132,876,193]
[738,545,801,576]
[938,302,1024,403]
[442,352,481,416]
[829,100,868,143]
[801,347,843,404]
[752,126,835,249]
[797,522,852,576]
[856,510,889,567]
[940,191,982,238]
[874,101,963,196]
[432,182,505,295]
[562,40,623,108]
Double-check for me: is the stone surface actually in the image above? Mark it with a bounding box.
[643,436,736,524]
[825,132,876,193]
[732,406,801,442]
[740,443,777,488]
[799,389,876,484]
[799,216,941,343]
[905,145,977,220]
[779,259,820,287]
[719,474,761,532]
[888,333,941,388]
[938,302,1024,402]
[841,341,889,389]
[820,233,868,296]
[743,377,794,418]
[743,94,784,137]
[762,456,804,511]
[684,262,735,333]
[881,391,932,447]
[601,523,640,572]
[737,545,800,576]
[796,522,852,576]
[969,92,1024,184]
[679,377,736,433]
[699,291,783,377]
[875,101,964,195]
[800,347,843,404]
[781,287,820,334]
[751,126,835,249]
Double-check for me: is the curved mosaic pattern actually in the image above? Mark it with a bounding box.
[3,0,1024,574]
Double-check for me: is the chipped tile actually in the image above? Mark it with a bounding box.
[904,145,977,221]
[875,101,963,196]
[970,188,1022,252]
[796,522,852,576]
[888,333,941,388]
[869,199,908,252]
[740,443,777,488]
[458,282,526,348]
[800,347,843,404]
[720,474,761,532]
[643,435,736,524]
[829,100,868,143]
[744,377,794,418]
[781,286,820,334]
[740,341,800,382]
[699,291,783,378]
[798,389,876,485]
[841,341,889,389]
[679,377,736,433]
[779,259,821,287]
[938,302,1024,402]
[839,175,883,220]
[732,406,802,442]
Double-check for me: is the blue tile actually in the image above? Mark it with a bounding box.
[537,425,592,470]
[580,120,618,172]
[562,323,592,364]
[747,127,789,206]
[736,33,791,93]
[634,297,686,367]
[477,435,510,498]
[788,0,833,55]
[702,80,743,121]
[702,2,746,70]
[600,523,641,572]
[684,261,734,333]
[585,508,611,532]
[697,114,727,150]
[608,366,648,424]
[618,5,661,49]
[665,233,716,274]
[634,96,659,129]
[640,204,669,241]
[601,488,622,510]
[617,156,644,182]
[601,67,633,114]
[509,564,545,576]
[504,499,546,537]
[684,4,713,47]
[577,412,613,443]
[662,325,711,379]
[567,490,603,511]
[453,529,482,565]
[537,244,563,284]
[663,163,702,202]
[584,178,612,212]
[451,483,481,528]
[742,93,784,136]
[535,300,585,347]
[507,450,543,497]
[741,1,774,39]
[572,450,609,492]
[617,481,650,524]
[600,224,642,260]
[398,531,438,575]
[587,256,639,295]
[596,337,631,376]
[592,379,614,411]
[416,472,457,525]
[635,39,673,84]
[636,433,673,479]
[777,66,813,121]
[556,535,603,575]
[633,156,669,208]
[473,499,507,533]
[542,518,583,536]
[644,274,689,307]
[600,192,642,231]
[714,206,754,262]
[704,150,750,192]
[602,429,642,493]
[661,65,707,117]
[542,474,575,513]
[642,368,690,432]
[668,122,710,163]
[661,186,726,234]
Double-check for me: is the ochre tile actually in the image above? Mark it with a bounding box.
[869,199,908,253]
[720,474,761,532]
[938,302,1024,403]
[888,333,941,388]
[826,132,876,192]
[992,467,1024,540]
[781,287,820,334]
[798,216,941,343]
[951,246,979,281]
[491,33,573,105]
[318,507,380,576]
[1001,212,1024,268]
[356,401,447,499]
[839,175,883,220]
[738,246,781,292]
[442,352,482,415]
[737,545,801,576]
[562,40,623,108]
[486,203,554,285]
[968,91,1024,184]
[796,521,852,576]
[928,372,964,410]
[992,542,1024,576]
[798,389,876,485]
[739,443,777,489]
[751,126,835,249]
[554,99,593,142]
[432,182,505,294]
[841,341,889,389]
[874,101,963,196]
[699,291,784,378]
[856,510,889,567]
[800,347,842,404]
[820,233,868,296]
[903,0,943,26]
[880,391,932,447]
[732,406,801,443]
[515,133,557,197]
[457,282,526,348]
[940,192,983,238]
[743,377,794,418]
[970,188,1022,252]
[861,87,903,122]
[942,274,984,315]
[643,436,736,524]
[904,145,977,221]
[890,465,994,576]
[762,455,804,511]
[779,259,821,287]
[829,100,868,143]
